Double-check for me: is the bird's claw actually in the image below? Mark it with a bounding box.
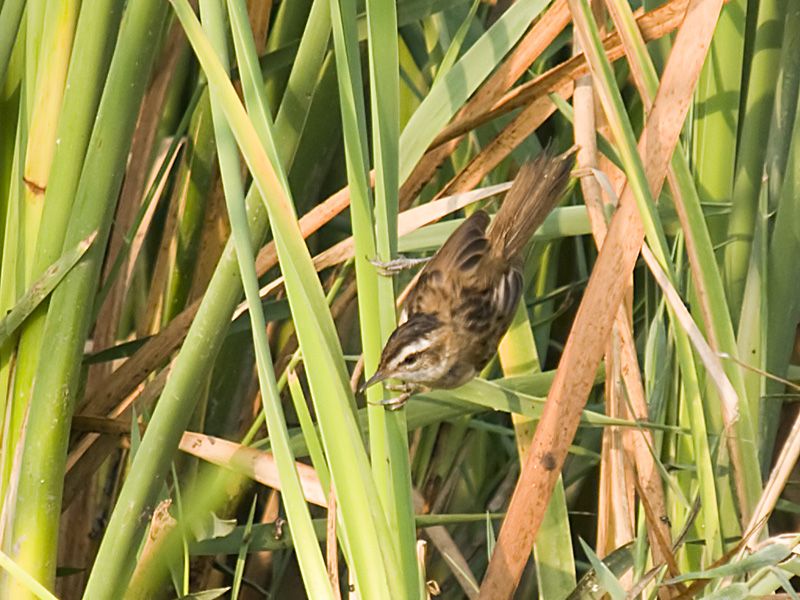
[375,392,411,411]
[369,255,430,276]
[366,383,421,410]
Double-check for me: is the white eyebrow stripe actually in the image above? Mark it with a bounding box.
[392,336,433,363]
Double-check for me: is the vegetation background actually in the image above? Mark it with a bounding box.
[0,0,799,598]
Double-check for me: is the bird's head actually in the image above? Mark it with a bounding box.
[361,314,448,391]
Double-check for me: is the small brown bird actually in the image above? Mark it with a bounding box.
[363,147,576,407]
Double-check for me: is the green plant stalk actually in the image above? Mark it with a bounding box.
[8,0,169,594]
[286,371,361,572]
[19,0,79,285]
[366,0,400,253]
[640,304,676,571]
[763,2,800,211]
[365,0,419,591]
[765,88,800,458]
[646,302,685,531]
[288,372,331,493]
[0,12,27,489]
[327,1,420,589]
[672,160,760,483]
[208,2,333,595]
[24,0,45,114]
[413,378,648,429]
[0,85,25,514]
[673,235,729,564]
[724,0,788,321]
[273,0,330,169]
[326,0,389,492]
[673,310,724,560]
[0,0,25,84]
[263,0,314,112]
[531,244,559,367]
[397,36,425,123]
[0,39,22,260]
[230,1,401,587]
[605,0,761,520]
[691,0,746,244]
[737,178,769,479]
[660,244,710,571]
[5,0,123,502]
[0,549,58,600]
[231,497,257,600]
[168,3,403,597]
[276,369,579,459]
[755,0,800,468]
[569,0,727,556]
[0,9,24,506]
[498,302,576,598]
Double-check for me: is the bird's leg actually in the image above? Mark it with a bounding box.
[369,255,430,276]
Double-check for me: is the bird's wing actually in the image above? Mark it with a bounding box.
[402,210,493,317]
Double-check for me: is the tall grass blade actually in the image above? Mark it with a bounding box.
[170,2,403,596]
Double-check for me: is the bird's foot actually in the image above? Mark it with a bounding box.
[369,255,430,276]
[376,392,412,411]
[367,383,423,411]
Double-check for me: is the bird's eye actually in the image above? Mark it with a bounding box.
[401,353,418,366]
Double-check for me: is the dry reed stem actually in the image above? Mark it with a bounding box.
[246,0,271,53]
[126,499,177,594]
[572,17,636,558]
[400,0,571,206]
[604,0,751,524]
[432,0,689,148]
[577,0,678,575]
[178,432,327,506]
[326,489,341,600]
[478,0,722,594]
[437,82,571,197]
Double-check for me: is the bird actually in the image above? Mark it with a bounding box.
[362,147,576,409]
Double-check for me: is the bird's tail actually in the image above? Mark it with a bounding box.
[487,146,576,261]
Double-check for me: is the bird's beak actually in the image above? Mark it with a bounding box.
[360,370,387,393]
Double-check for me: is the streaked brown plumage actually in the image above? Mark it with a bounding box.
[363,147,576,405]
